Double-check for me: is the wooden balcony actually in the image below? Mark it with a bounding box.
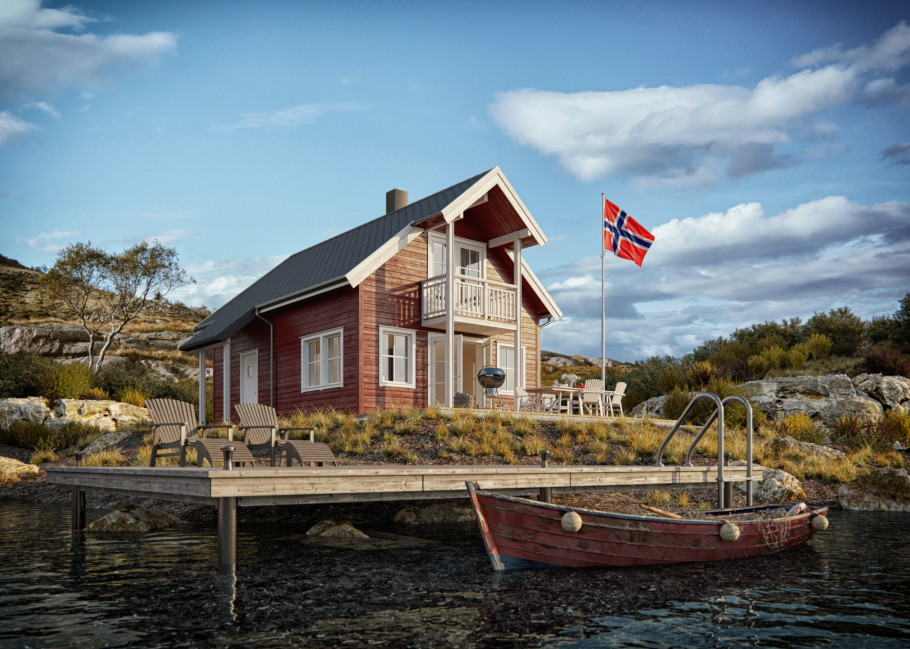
[421,275,517,334]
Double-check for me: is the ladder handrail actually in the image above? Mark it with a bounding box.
[655,391,755,508]
[654,392,723,467]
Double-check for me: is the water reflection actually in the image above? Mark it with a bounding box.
[0,502,908,648]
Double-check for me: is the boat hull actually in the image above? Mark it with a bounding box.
[466,483,827,571]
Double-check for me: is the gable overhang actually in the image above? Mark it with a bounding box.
[505,247,563,323]
[435,166,548,249]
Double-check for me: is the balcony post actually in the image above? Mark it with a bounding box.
[445,219,455,408]
[513,233,522,411]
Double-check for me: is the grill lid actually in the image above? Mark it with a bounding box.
[477,366,506,388]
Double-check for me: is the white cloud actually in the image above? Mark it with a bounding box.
[0,111,36,144]
[0,1,177,103]
[210,102,367,132]
[22,229,79,254]
[172,255,289,310]
[490,22,910,186]
[25,100,59,119]
[540,196,910,361]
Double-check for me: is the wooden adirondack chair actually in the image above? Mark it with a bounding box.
[234,403,338,467]
[145,398,256,467]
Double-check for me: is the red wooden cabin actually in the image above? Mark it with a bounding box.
[180,167,562,420]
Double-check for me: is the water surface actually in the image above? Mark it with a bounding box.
[1,502,908,648]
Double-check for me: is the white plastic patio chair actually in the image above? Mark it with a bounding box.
[581,379,605,416]
[607,382,626,417]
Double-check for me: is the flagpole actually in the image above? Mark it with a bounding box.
[601,193,606,386]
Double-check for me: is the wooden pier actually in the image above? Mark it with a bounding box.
[47,461,760,572]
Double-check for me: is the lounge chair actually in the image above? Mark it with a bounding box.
[145,398,256,467]
[234,403,338,467]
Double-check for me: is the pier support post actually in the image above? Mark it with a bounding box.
[71,452,85,531]
[722,453,733,509]
[539,449,551,503]
[217,446,237,574]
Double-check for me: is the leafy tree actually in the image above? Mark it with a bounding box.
[805,307,865,356]
[41,241,192,372]
[892,291,910,351]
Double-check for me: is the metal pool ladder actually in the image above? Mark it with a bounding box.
[654,392,755,509]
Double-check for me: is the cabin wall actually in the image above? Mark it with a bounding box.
[213,287,360,420]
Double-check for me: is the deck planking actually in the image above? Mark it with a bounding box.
[46,463,760,507]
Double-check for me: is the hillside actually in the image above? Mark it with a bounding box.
[0,253,209,330]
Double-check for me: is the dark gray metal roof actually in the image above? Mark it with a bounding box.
[180,170,490,352]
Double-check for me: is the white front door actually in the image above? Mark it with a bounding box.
[239,350,258,404]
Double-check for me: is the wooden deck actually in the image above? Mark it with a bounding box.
[48,461,760,573]
[46,462,757,506]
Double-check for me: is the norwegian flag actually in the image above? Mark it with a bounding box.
[603,198,654,267]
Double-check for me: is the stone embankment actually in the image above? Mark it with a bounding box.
[631,373,910,426]
[0,322,201,382]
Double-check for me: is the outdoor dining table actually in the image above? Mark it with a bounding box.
[525,386,584,415]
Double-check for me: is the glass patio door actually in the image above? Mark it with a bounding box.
[428,334,462,405]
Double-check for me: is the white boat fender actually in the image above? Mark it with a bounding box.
[811,514,829,531]
[719,521,741,542]
[561,511,583,533]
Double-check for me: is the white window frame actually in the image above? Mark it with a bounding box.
[300,327,344,392]
[427,232,486,279]
[495,341,527,395]
[379,326,416,389]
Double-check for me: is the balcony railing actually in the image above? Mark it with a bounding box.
[421,275,517,325]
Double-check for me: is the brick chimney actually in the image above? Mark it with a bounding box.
[386,189,408,213]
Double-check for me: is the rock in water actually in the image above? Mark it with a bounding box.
[87,505,182,533]
[838,468,910,512]
[305,520,370,539]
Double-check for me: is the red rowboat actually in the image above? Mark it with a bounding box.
[466,482,829,571]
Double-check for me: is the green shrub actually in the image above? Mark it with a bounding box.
[119,386,149,407]
[97,360,164,400]
[688,361,715,388]
[0,419,105,452]
[807,307,866,356]
[80,386,110,400]
[0,352,53,398]
[805,333,833,360]
[774,413,826,445]
[659,377,765,429]
[41,363,95,400]
[786,343,810,369]
[829,416,868,451]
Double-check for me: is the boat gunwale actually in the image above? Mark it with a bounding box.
[466,482,827,527]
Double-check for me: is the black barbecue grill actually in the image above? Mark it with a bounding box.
[477,367,506,409]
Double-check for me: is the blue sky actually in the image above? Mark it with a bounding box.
[1,0,909,362]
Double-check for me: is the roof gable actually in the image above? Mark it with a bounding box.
[181,170,490,351]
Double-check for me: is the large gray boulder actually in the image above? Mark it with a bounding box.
[48,400,148,432]
[631,395,668,419]
[740,375,882,428]
[0,397,148,433]
[838,467,910,512]
[851,374,910,414]
[735,467,807,503]
[0,323,88,356]
[0,397,51,429]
